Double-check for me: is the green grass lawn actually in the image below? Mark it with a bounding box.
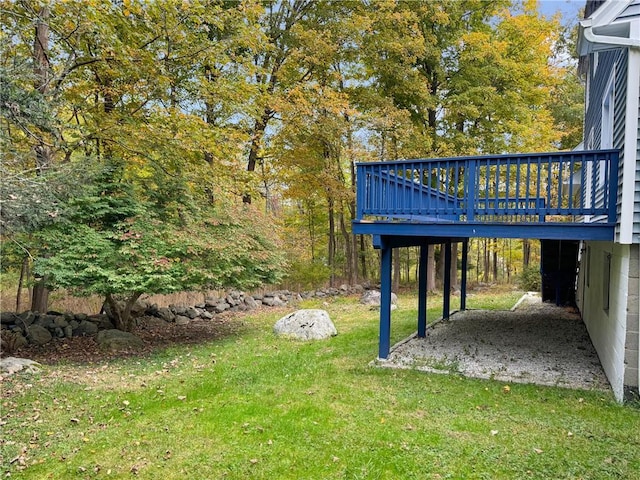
[2,289,639,479]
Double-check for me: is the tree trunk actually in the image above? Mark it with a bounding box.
[492,238,498,282]
[31,281,49,313]
[523,238,531,268]
[31,6,52,312]
[328,198,336,287]
[349,160,358,284]
[338,205,354,284]
[436,244,444,285]
[244,111,271,204]
[427,244,436,291]
[16,257,29,312]
[359,235,367,281]
[393,248,400,293]
[483,239,489,283]
[450,242,458,289]
[105,292,142,332]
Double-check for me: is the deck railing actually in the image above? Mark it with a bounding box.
[355,150,619,224]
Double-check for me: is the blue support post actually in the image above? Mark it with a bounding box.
[418,243,428,337]
[379,238,393,359]
[443,241,452,320]
[461,239,468,311]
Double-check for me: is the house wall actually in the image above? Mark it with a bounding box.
[580,32,640,400]
[576,241,631,401]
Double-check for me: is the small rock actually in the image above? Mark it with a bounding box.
[204,297,218,308]
[156,307,175,323]
[213,302,229,313]
[96,330,144,350]
[53,316,69,328]
[17,311,36,327]
[26,325,52,345]
[244,296,259,310]
[0,312,19,325]
[360,290,398,306]
[139,315,168,328]
[175,315,191,325]
[34,314,56,329]
[87,314,114,330]
[74,320,99,337]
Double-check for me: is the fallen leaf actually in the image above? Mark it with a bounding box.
[533,448,543,454]
[502,385,511,394]
[490,430,499,436]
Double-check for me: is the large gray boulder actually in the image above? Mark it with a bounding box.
[274,309,337,341]
[96,329,144,350]
[359,290,398,306]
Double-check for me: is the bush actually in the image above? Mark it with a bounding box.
[519,265,541,292]
[284,260,331,290]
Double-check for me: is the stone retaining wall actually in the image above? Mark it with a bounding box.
[1,285,366,352]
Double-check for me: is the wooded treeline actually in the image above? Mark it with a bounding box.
[1,0,582,318]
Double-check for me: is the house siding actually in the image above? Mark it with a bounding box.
[614,49,627,242]
[584,48,633,242]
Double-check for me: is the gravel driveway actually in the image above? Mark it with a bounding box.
[377,293,610,392]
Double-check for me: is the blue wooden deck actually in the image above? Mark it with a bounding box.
[353,150,619,242]
[352,150,620,360]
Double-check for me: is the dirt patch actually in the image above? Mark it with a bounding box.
[4,313,246,366]
[378,294,610,392]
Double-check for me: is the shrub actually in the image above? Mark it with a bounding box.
[519,265,541,291]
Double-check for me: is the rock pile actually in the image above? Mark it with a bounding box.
[1,285,367,351]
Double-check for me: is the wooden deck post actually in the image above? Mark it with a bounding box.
[443,241,452,320]
[379,238,393,359]
[418,243,428,337]
[461,239,468,311]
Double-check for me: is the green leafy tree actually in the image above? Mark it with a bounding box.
[33,160,284,331]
